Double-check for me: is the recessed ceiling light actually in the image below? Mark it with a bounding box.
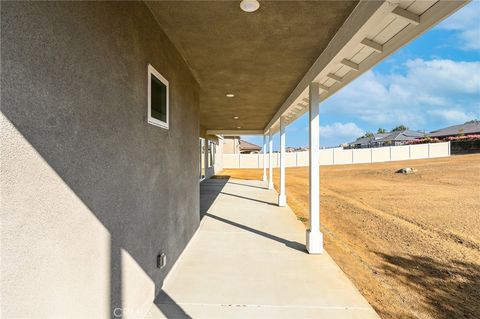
[233,116,239,120]
[240,0,260,12]
[226,93,235,98]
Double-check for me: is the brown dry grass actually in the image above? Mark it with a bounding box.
[219,154,480,319]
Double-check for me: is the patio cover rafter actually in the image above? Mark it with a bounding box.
[264,0,468,134]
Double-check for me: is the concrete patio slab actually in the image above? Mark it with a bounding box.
[147,178,379,318]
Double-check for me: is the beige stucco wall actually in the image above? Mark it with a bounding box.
[223,136,240,154]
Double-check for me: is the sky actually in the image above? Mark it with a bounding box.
[243,1,480,150]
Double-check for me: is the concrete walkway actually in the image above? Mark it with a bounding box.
[147,178,379,318]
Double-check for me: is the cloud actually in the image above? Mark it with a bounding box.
[428,109,477,123]
[303,122,365,146]
[318,122,365,138]
[322,59,480,128]
[436,1,480,50]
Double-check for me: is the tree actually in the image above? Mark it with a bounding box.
[364,132,374,138]
[377,128,387,133]
[392,125,408,132]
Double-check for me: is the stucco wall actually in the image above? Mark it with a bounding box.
[223,136,240,154]
[1,2,200,318]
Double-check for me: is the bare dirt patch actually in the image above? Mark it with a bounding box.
[220,154,480,319]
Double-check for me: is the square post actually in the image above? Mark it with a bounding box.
[306,82,323,254]
[268,131,274,190]
[262,134,267,181]
[278,117,287,206]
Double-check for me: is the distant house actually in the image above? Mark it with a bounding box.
[347,130,426,148]
[429,120,480,138]
[286,146,308,152]
[239,140,262,154]
[375,130,425,146]
[348,133,389,148]
[223,136,261,154]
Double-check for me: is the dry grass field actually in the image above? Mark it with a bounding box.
[219,154,480,319]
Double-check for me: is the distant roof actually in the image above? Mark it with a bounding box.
[349,133,389,145]
[377,130,425,142]
[429,121,480,137]
[239,140,261,151]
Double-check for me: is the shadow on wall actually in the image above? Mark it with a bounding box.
[1,2,200,318]
[376,252,480,319]
[199,176,229,218]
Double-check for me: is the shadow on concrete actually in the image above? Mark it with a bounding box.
[153,290,191,318]
[227,180,267,190]
[376,252,480,319]
[220,191,278,207]
[200,177,229,218]
[205,213,306,253]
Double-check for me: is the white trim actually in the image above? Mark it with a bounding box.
[148,64,169,129]
[268,132,274,190]
[278,117,287,207]
[361,38,383,53]
[318,84,330,92]
[199,137,206,181]
[307,82,323,254]
[340,59,360,71]
[326,73,342,82]
[391,7,420,26]
[262,135,267,182]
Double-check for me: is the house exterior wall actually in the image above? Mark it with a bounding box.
[1,2,200,318]
[214,137,224,174]
[223,136,240,154]
[199,127,223,179]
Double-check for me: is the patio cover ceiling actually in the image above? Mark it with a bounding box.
[145,0,359,131]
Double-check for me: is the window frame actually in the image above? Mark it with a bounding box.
[207,141,213,168]
[199,138,206,181]
[211,143,216,166]
[147,64,169,129]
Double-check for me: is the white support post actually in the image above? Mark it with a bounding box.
[307,82,323,254]
[278,117,287,206]
[262,135,267,181]
[268,132,274,190]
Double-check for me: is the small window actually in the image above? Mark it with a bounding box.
[148,64,169,129]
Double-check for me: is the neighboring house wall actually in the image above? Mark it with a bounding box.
[214,137,225,173]
[199,128,224,179]
[223,136,240,154]
[223,142,451,168]
[1,2,200,318]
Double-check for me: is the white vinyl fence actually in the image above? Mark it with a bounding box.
[223,142,451,169]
